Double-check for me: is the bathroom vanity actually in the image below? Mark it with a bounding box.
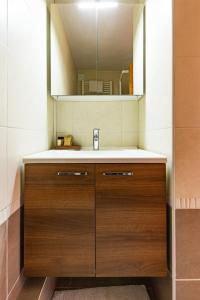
[23,149,167,277]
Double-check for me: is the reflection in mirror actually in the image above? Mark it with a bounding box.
[50,1,144,97]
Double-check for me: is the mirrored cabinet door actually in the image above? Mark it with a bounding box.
[50,1,144,98]
[97,3,134,96]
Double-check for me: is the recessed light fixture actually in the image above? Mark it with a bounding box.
[77,1,118,9]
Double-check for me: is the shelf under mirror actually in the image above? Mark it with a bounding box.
[52,95,143,101]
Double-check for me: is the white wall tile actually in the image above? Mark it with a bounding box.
[143,128,172,158]
[144,0,172,131]
[3,0,50,216]
[0,127,7,211]
[7,127,48,214]
[0,0,7,47]
[138,1,173,209]
[7,0,47,130]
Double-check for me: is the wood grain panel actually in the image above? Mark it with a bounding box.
[96,163,166,196]
[96,163,167,277]
[25,164,95,186]
[24,185,95,277]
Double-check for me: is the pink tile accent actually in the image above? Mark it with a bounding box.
[8,209,21,293]
[176,281,200,300]
[9,168,21,216]
[176,210,200,278]
[0,221,7,300]
[176,198,200,209]
[175,128,200,200]
[175,0,200,57]
[175,57,200,127]
[39,278,56,300]
[7,273,26,300]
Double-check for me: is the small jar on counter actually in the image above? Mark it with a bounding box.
[57,136,64,147]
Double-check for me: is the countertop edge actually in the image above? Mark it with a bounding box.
[23,158,167,164]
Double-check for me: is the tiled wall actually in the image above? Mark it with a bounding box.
[0,0,53,299]
[174,1,200,299]
[138,0,173,299]
[56,100,139,148]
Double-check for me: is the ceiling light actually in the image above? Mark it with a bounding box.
[77,1,118,9]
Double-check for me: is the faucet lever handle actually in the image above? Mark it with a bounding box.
[93,128,100,150]
[93,128,100,135]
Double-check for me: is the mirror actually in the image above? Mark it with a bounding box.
[50,1,144,98]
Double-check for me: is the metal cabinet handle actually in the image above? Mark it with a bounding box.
[57,171,88,176]
[102,171,133,176]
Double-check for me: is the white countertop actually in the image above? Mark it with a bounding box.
[23,148,167,164]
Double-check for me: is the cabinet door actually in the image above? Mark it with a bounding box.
[96,163,167,277]
[24,164,95,277]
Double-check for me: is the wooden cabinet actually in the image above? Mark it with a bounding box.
[96,164,166,277]
[24,164,95,277]
[24,163,166,277]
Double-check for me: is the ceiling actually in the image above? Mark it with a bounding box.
[58,3,134,70]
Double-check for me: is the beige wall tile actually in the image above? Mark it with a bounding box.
[175,57,200,127]
[138,97,145,133]
[56,102,74,133]
[57,131,123,148]
[176,281,200,300]
[175,128,200,199]
[0,127,7,211]
[138,131,144,149]
[57,131,92,148]
[122,101,138,132]
[100,131,122,147]
[176,210,200,279]
[56,101,138,148]
[122,131,138,147]
[175,0,200,57]
[0,221,7,300]
[8,209,22,293]
[72,102,122,133]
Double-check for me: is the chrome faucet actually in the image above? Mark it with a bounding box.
[93,128,100,150]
